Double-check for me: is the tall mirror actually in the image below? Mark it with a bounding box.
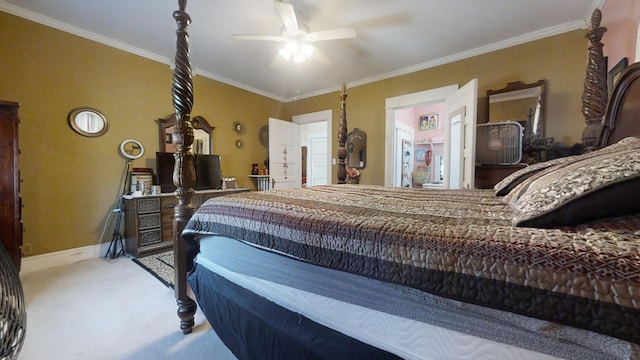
[346,128,366,169]
[157,114,214,154]
[487,80,545,161]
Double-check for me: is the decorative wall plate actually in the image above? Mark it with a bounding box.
[258,125,269,147]
[233,121,245,134]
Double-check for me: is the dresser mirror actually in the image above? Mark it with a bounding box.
[68,107,109,137]
[346,128,366,169]
[487,80,545,155]
[157,114,214,154]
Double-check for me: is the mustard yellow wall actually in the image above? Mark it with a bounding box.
[0,12,283,256]
[284,30,588,185]
[0,10,590,256]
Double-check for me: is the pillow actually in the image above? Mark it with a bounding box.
[511,148,640,228]
[493,136,640,196]
[494,157,575,196]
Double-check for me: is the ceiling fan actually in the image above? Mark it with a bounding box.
[232,1,357,63]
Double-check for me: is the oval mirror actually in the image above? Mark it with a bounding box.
[68,107,109,137]
[346,128,366,169]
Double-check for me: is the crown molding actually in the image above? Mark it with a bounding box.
[2,0,600,104]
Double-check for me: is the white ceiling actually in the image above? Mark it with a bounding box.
[1,0,604,102]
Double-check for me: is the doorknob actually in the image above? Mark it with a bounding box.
[271,178,276,189]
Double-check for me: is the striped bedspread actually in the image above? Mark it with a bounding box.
[182,184,640,344]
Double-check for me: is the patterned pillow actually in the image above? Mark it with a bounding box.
[494,157,575,196]
[512,149,640,228]
[493,136,640,196]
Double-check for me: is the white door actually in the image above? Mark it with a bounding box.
[393,122,414,187]
[443,79,478,189]
[309,136,328,185]
[269,118,301,189]
[448,110,464,187]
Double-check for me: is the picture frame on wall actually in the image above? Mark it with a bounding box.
[415,149,426,161]
[418,113,439,131]
[608,57,628,96]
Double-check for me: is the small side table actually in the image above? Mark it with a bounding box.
[475,164,526,189]
[248,175,271,191]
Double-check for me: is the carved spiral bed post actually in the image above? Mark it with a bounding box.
[581,9,608,152]
[171,0,197,334]
[337,84,348,184]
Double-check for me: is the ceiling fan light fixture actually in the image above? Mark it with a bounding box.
[279,40,297,60]
[280,40,314,63]
[301,43,314,57]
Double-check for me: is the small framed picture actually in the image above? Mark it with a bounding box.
[608,57,628,96]
[418,113,439,131]
[415,149,426,161]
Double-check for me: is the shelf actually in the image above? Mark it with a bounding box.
[415,142,443,146]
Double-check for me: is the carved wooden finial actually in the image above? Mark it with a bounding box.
[591,8,602,28]
[337,84,348,184]
[581,8,608,152]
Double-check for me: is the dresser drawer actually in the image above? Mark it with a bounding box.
[136,197,160,214]
[139,228,162,246]
[138,213,161,230]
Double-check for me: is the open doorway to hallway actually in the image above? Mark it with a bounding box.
[384,79,478,189]
[293,110,332,186]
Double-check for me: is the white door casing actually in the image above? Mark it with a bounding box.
[269,118,301,189]
[385,85,458,187]
[292,110,332,185]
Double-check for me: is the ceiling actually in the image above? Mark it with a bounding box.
[1,0,604,102]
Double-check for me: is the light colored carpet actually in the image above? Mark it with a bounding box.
[19,256,237,360]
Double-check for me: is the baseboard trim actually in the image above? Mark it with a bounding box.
[21,243,112,274]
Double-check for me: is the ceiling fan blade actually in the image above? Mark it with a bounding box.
[307,27,357,42]
[275,2,299,32]
[231,34,284,41]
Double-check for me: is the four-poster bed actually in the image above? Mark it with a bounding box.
[168,2,640,359]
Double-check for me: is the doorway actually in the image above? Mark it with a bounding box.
[384,80,477,188]
[293,110,332,186]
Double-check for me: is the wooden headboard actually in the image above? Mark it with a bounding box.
[168,3,638,334]
[600,62,640,146]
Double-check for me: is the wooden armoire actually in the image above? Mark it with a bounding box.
[0,100,22,271]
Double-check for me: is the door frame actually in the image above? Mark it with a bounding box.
[293,110,332,185]
[384,85,458,187]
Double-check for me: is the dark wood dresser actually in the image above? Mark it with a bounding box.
[123,188,249,257]
[475,164,526,189]
[0,101,22,271]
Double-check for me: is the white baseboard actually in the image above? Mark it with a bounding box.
[20,243,112,274]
